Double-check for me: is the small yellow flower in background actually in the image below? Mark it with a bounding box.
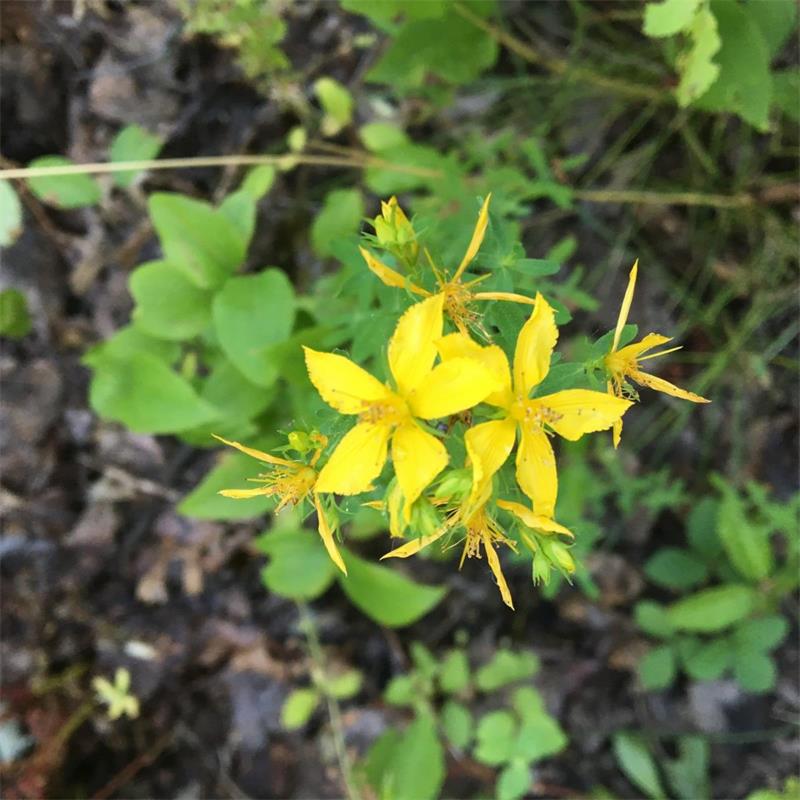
[360,194,536,336]
[438,293,632,518]
[93,668,139,721]
[304,294,499,515]
[213,434,347,575]
[605,260,711,448]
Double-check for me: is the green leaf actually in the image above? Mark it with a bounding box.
[314,77,354,136]
[497,761,531,800]
[681,638,732,681]
[337,550,446,627]
[439,649,470,694]
[84,324,180,365]
[475,710,516,766]
[475,649,539,691]
[179,451,276,520]
[441,699,473,749]
[0,289,32,339]
[511,686,547,723]
[129,260,212,340]
[694,1,772,131]
[666,585,757,632]
[638,645,677,690]
[88,351,218,433]
[311,188,364,258]
[676,7,721,107]
[27,156,101,209]
[258,528,338,600]
[663,736,710,800]
[644,548,709,591]
[148,193,246,289]
[199,359,276,423]
[109,124,163,187]
[717,487,773,581]
[747,0,798,58]
[360,729,401,794]
[773,69,800,122]
[732,616,789,653]
[218,166,277,247]
[359,123,409,152]
[327,669,362,700]
[389,714,445,800]
[733,649,776,693]
[644,0,701,37]
[281,687,319,729]
[686,496,722,559]
[0,180,23,246]
[513,716,568,762]
[636,600,675,640]
[613,732,666,799]
[212,269,296,387]
[384,675,416,706]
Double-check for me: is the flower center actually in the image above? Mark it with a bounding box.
[509,399,562,427]
[358,394,409,426]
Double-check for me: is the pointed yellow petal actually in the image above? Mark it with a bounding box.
[388,294,444,396]
[513,292,558,398]
[482,532,514,609]
[212,434,295,467]
[304,347,392,414]
[392,422,448,511]
[219,487,275,499]
[473,291,536,305]
[437,333,513,408]
[465,418,516,501]
[454,194,491,280]
[381,522,451,559]
[537,389,633,441]
[359,247,428,296]
[630,370,710,403]
[408,357,499,419]
[496,499,574,538]
[615,332,672,361]
[611,259,638,352]
[607,382,623,449]
[314,494,347,575]
[315,422,391,495]
[516,426,557,517]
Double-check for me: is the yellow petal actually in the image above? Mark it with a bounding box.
[611,259,638,352]
[359,247,428,296]
[615,332,672,361]
[314,494,347,575]
[219,487,275,499]
[465,418,516,502]
[482,532,514,609]
[513,292,558,398]
[315,422,391,495]
[516,426,557,518]
[392,422,448,511]
[454,193,491,280]
[496,500,574,538]
[212,434,295,467]
[304,347,392,414]
[408,357,499,419]
[473,291,536,305]
[607,382,624,449]
[387,483,405,537]
[381,522,451,559]
[537,389,633,441]
[630,369,710,403]
[388,294,444,396]
[437,333,513,408]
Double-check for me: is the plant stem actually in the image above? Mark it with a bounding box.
[453,2,663,102]
[0,152,441,181]
[297,602,362,800]
[573,187,755,208]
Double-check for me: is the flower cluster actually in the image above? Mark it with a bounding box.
[217,196,709,608]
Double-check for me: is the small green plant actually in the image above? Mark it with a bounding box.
[0,289,32,339]
[92,668,140,721]
[357,642,567,800]
[636,479,797,693]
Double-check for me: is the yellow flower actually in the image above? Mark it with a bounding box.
[213,434,347,575]
[438,293,633,517]
[304,294,498,514]
[605,260,710,448]
[360,194,536,335]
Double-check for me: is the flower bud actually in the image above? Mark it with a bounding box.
[542,539,576,575]
[433,468,472,501]
[288,430,312,454]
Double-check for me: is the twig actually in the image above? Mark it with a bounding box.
[297,603,363,800]
[91,732,171,800]
[573,187,756,208]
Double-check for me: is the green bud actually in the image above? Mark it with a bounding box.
[411,497,441,538]
[532,553,551,585]
[542,539,576,574]
[434,468,472,501]
[288,431,312,454]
